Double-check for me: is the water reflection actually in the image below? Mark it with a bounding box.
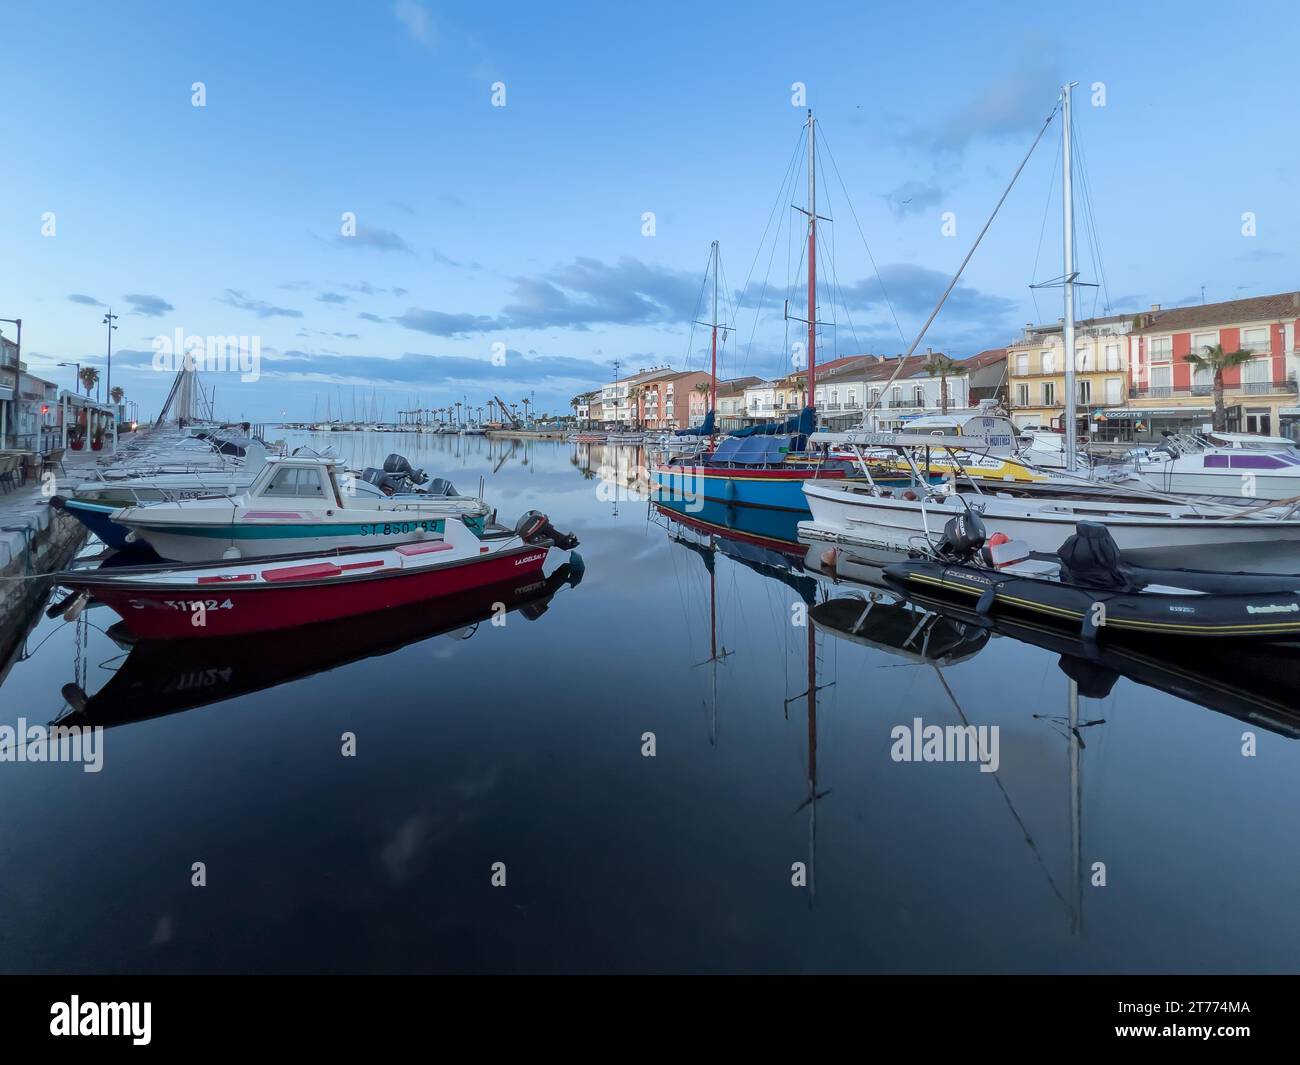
[57,563,583,731]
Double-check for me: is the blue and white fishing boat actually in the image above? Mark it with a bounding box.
[102,455,495,562]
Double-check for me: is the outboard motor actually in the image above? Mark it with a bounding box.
[360,467,406,496]
[515,510,580,550]
[383,454,429,486]
[936,511,987,563]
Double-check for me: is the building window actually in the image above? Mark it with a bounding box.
[1016,383,1029,407]
[1105,378,1122,404]
[1149,364,1172,397]
[1191,331,1218,357]
[1015,353,1029,376]
[1242,356,1271,393]
[1041,350,1056,374]
[913,385,925,406]
[1104,343,1120,371]
[1078,380,1091,404]
[1149,336,1172,361]
[1241,326,1270,354]
[1042,382,1055,406]
[1076,345,1090,371]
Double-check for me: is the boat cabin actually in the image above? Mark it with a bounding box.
[246,457,347,506]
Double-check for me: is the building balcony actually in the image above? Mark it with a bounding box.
[1129,379,1297,400]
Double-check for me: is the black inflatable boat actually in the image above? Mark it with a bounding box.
[883,515,1300,640]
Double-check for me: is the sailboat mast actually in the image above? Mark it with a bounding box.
[1061,82,1078,473]
[710,239,719,411]
[806,109,817,411]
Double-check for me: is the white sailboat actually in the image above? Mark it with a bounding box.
[799,84,1300,574]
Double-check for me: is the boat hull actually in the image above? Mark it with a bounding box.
[802,482,1300,573]
[884,560,1300,639]
[1129,469,1300,501]
[60,543,550,639]
[55,498,133,550]
[651,463,860,513]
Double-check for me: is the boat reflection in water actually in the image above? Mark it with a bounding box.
[654,492,1300,930]
[56,562,583,731]
[808,539,1300,740]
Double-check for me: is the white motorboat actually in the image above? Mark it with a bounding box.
[800,416,1300,573]
[110,455,497,562]
[1125,431,1300,501]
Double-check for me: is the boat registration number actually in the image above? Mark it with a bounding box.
[159,599,235,611]
[359,520,443,536]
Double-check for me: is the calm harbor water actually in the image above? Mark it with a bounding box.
[2,431,1299,973]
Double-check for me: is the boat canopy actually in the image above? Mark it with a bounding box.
[708,435,794,465]
[810,413,1017,456]
[675,410,715,437]
[728,407,815,438]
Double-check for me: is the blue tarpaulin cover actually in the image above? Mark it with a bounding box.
[727,407,815,439]
[675,410,715,437]
[708,435,794,466]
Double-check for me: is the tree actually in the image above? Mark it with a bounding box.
[79,366,100,397]
[110,386,124,406]
[923,354,966,415]
[626,384,642,429]
[1185,342,1257,431]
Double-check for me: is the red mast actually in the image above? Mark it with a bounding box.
[806,109,816,412]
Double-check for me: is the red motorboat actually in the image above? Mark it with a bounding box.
[53,510,579,640]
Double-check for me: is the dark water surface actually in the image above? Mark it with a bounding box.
[2,432,1298,973]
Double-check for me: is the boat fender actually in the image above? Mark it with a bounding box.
[62,591,90,622]
[821,548,838,570]
[902,490,919,501]
[1080,602,1103,644]
[566,552,586,584]
[49,494,68,512]
[975,585,998,617]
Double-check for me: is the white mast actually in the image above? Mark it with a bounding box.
[1061,82,1078,473]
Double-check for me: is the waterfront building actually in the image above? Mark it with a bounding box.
[1006,314,1132,435]
[1126,292,1300,439]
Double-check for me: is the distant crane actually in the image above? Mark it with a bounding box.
[494,396,521,429]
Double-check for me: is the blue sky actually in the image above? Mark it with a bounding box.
[2,0,1295,422]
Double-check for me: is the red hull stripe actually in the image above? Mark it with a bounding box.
[262,562,344,582]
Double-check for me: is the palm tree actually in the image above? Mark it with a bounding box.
[1185,342,1257,430]
[110,386,124,406]
[522,397,531,427]
[923,354,966,415]
[626,384,643,429]
[79,366,100,397]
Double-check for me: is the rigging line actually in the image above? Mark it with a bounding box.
[930,664,1070,913]
[1030,122,1062,326]
[818,126,908,347]
[738,127,807,375]
[862,101,1060,419]
[743,142,800,378]
[1073,110,1113,317]
[682,245,714,373]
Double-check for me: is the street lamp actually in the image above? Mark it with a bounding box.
[102,309,118,402]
